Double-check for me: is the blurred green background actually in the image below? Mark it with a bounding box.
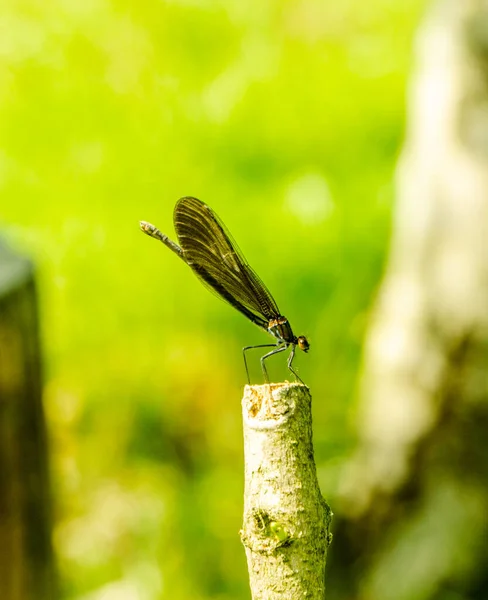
[1,1,426,598]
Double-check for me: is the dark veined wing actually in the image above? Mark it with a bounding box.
[173,196,281,330]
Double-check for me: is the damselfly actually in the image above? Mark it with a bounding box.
[140,197,309,383]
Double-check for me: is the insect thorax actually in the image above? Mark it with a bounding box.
[267,316,295,344]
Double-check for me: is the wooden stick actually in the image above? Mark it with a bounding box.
[240,383,332,600]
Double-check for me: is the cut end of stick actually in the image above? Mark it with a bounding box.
[243,382,310,422]
[244,381,309,393]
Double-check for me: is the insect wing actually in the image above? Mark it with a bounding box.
[173,197,280,328]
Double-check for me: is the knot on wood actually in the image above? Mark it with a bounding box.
[240,508,295,554]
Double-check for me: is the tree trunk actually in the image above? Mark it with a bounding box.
[329,1,488,599]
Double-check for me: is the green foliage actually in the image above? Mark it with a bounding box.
[1,0,426,598]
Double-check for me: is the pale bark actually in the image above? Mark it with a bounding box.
[240,383,331,600]
[330,2,488,600]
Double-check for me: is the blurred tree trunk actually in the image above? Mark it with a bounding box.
[0,242,57,600]
[329,2,488,599]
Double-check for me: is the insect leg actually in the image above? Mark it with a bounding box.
[287,345,304,384]
[260,344,287,383]
[242,344,277,384]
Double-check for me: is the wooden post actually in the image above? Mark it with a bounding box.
[0,241,57,600]
[240,383,332,600]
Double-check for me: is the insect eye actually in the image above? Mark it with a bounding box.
[298,336,310,352]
